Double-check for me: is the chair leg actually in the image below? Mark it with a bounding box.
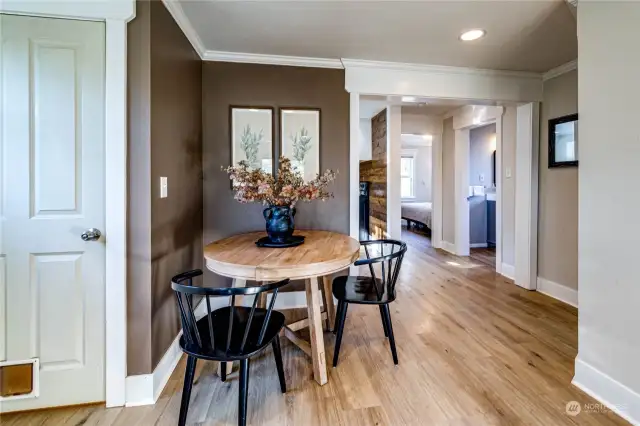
[332,301,349,367]
[220,361,227,382]
[272,335,287,393]
[379,305,389,338]
[333,301,344,334]
[178,355,197,426]
[238,358,250,426]
[381,305,398,365]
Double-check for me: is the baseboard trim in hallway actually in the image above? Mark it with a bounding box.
[536,277,578,307]
[500,263,515,280]
[573,357,640,425]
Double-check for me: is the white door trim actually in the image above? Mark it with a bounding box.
[344,65,539,285]
[450,106,503,258]
[349,92,360,240]
[104,17,132,408]
[386,106,402,239]
[454,128,471,256]
[0,0,135,408]
[514,102,540,290]
[431,124,443,249]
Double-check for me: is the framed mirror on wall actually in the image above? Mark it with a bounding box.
[549,113,578,168]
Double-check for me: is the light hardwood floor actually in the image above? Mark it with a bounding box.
[1,229,628,425]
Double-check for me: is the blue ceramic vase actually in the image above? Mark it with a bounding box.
[263,206,296,243]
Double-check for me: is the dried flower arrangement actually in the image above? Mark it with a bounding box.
[223,157,336,207]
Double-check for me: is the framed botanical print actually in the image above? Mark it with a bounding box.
[230,106,274,174]
[280,108,320,180]
[549,113,578,168]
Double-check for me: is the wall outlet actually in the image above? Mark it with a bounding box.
[505,167,512,179]
[160,177,168,198]
[479,173,485,182]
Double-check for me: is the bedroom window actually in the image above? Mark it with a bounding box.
[401,154,415,198]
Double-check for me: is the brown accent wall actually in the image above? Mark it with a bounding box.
[366,109,388,238]
[202,62,349,289]
[127,0,203,375]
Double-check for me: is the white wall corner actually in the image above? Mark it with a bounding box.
[536,277,578,307]
[500,263,515,280]
[573,357,640,426]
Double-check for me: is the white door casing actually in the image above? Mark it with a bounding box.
[386,106,402,240]
[1,15,106,411]
[514,102,540,290]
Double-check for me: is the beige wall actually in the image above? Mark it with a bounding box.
[127,0,203,375]
[442,117,455,243]
[538,70,578,289]
[501,106,517,267]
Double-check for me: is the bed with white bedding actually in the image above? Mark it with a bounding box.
[401,202,432,230]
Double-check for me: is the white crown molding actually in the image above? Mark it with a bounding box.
[542,59,577,81]
[202,50,343,69]
[341,58,542,79]
[161,0,206,57]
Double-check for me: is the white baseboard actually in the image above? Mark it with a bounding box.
[573,357,640,425]
[125,290,317,406]
[500,263,515,280]
[536,277,578,307]
[125,332,184,407]
[470,243,488,248]
[440,241,456,255]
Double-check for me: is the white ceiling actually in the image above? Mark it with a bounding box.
[179,0,577,73]
[359,95,481,119]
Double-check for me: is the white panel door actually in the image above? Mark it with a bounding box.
[0,14,106,412]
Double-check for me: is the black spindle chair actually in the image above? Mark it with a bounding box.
[332,240,407,366]
[171,270,289,426]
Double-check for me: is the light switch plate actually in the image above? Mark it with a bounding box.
[505,168,512,179]
[160,177,168,198]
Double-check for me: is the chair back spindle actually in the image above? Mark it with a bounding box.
[171,270,289,357]
[356,240,407,302]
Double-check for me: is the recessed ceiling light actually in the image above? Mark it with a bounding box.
[402,96,417,102]
[459,29,486,41]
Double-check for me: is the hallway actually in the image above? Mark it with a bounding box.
[1,238,626,425]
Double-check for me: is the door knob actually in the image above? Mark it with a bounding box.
[81,228,102,242]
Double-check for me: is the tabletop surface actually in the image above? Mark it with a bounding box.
[204,230,360,281]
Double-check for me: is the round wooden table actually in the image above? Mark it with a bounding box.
[204,230,360,385]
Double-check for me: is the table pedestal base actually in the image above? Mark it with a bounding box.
[215,276,337,386]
